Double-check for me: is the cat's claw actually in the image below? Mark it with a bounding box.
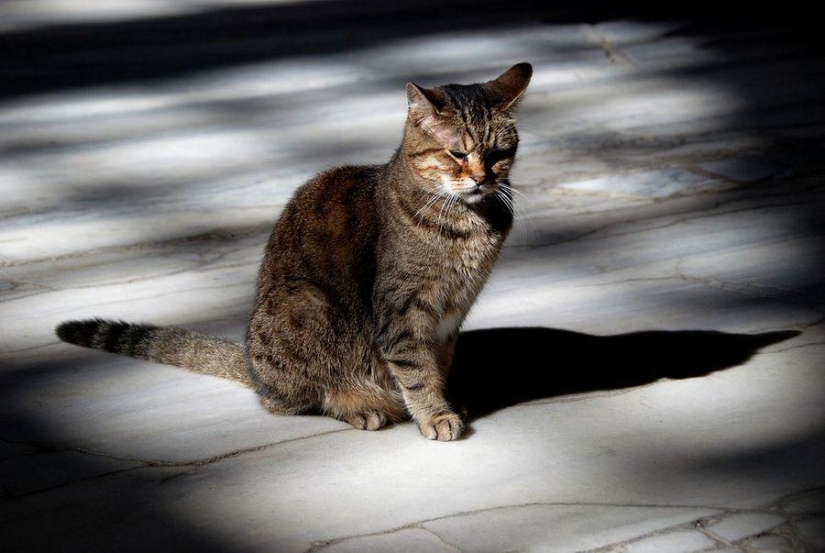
[345,411,388,431]
[419,413,464,441]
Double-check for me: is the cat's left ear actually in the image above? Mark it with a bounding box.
[406,83,456,142]
[485,62,533,110]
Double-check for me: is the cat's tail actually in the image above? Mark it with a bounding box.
[55,318,251,386]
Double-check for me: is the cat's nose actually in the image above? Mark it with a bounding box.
[469,173,486,186]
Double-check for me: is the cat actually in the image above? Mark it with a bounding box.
[56,63,532,441]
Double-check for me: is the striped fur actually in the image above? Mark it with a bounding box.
[56,319,248,384]
[56,64,532,441]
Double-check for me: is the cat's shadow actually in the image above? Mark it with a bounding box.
[446,327,799,420]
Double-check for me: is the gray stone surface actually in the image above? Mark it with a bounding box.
[741,534,796,552]
[621,529,718,553]
[793,518,825,550]
[320,529,459,553]
[703,513,786,543]
[1,2,824,552]
[0,448,143,497]
[420,505,718,552]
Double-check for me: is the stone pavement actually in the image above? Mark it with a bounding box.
[1,2,823,551]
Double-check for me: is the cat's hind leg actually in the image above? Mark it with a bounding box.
[324,384,405,431]
[342,411,388,431]
[259,393,306,416]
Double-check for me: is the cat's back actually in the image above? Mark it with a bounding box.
[295,164,381,209]
[282,164,382,240]
[262,164,383,292]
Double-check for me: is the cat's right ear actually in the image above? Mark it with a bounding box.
[406,84,455,142]
[406,83,440,124]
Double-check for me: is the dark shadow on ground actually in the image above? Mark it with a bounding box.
[1,0,818,99]
[0,0,558,98]
[447,327,800,419]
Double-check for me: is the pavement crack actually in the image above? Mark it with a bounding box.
[128,428,351,468]
[521,182,821,253]
[583,24,636,66]
[695,517,749,551]
[305,501,726,553]
[304,522,422,553]
[308,524,467,553]
[0,434,70,458]
[423,527,465,552]
[6,466,145,501]
[307,487,825,553]
[0,279,58,304]
[1,428,362,503]
[603,189,823,242]
[574,275,679,288]
[0,225,269,269]
[586,487,825,552]
[674,261,825,323]
[0,341,62,355]
[0,428,351,473]
[757,340,825,355]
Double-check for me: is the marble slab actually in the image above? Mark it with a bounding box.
[1,3,823,552]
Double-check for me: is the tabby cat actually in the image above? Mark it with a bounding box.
[56,63,532,441]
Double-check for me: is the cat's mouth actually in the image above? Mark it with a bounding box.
[441,178,497,204]
[461,183,496,204]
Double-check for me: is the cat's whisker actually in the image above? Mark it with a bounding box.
[497,183,539,245]
[442,192,462,239]
[435,192,454,238]
[498,190,514,212]
[414,190,450,231]
[417,189,447,216]
[499,182,529,203]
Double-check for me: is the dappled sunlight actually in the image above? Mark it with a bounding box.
[0,60,372,125]
[0,18,754,269]
[0,0,320,29]
[1,1,823,551]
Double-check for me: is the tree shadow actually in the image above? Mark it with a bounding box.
[1,0,815,100]
[0,0,542,99]
[447,327,800,420]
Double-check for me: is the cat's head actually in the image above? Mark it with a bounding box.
[404,63,532,204]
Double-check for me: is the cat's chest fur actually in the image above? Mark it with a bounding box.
[437,225,501,301]
[387,201,507,340]
[431,231,503,344]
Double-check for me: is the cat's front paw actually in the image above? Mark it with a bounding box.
[418,412,464,441]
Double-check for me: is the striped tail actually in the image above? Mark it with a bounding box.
[55,318,250,386]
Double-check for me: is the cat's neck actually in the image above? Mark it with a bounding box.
[387,137,422,182]
[386,144,450,203]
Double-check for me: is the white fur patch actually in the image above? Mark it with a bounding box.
[436,312,462,343]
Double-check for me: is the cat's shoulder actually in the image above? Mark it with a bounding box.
[293,164,379,197]
[312,164,383,185]
[284,164,383,221]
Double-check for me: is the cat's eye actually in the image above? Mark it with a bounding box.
[486,147,516,165]
[449,150,468,160]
